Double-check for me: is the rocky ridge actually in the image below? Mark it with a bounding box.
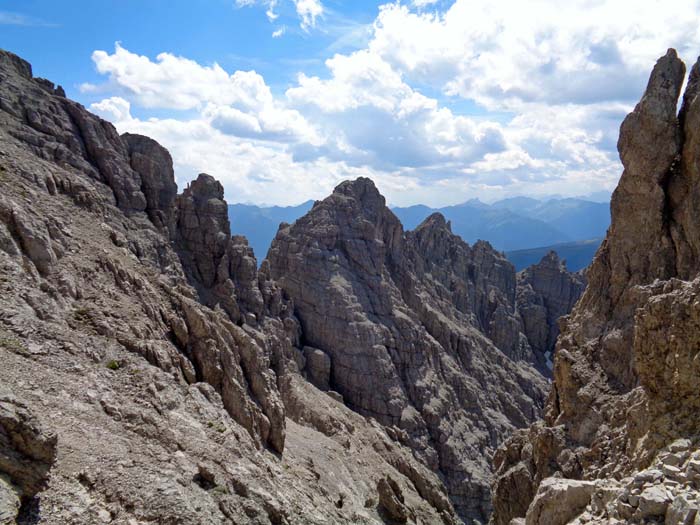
[491,49,700,525]
[0,47,588,525]
[0,49,460,524]
[516,252,586,370]
[267,183,587,521]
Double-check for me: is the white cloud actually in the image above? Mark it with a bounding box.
[294,0,323,31]
[272,26,286,38]
[412,0,439,7]
[235,0,323,31]
[82,0,700,207]
[370,0,700,109]
[91,96,134,123]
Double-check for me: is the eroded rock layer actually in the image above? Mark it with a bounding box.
[0,49,460,525]
[492,48,700,525]
[516,252,586,371]
[267,179,550,522]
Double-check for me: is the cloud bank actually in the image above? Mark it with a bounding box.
[85,0,700,206]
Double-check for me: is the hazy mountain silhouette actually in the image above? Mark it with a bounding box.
[228,196,610,264]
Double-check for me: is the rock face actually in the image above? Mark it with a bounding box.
[267,179,550,522]
[0,49,462,524]
[492,48,700,525]
[516,252,586,370]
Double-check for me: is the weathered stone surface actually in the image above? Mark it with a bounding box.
[0,474,20,525]
[123,132,177,229]
[303,346,331,391]
[516,252,586,370]
[492,49,700,525]
[268,177,548,522]
[377,476,409,523]
[0,48,459,524]
[666,494,698,525]
[524,478,594,525]
[0,389,56,523]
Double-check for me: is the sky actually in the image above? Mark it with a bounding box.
[1,0,700,206]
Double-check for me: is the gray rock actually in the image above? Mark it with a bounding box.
[492,49,700,525]
[638,485,671,518]
[666,494,698,525]
[0,475,20,525]
[524,478,595,525]
[303,346,331,391]
[516,251,586,370]
[377,476,409,523]
[123,133,177,229]
[268,177,548,522]
[0,48,459,525]
[0,390,57,523]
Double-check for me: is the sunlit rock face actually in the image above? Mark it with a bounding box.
[268,176,550,522]
[0,49,464,525]
[492,49,700,525]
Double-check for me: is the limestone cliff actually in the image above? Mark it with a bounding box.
[492,49,700,525]
[0,49,460,524]
[267,180,550,522]
[516,252,586,371]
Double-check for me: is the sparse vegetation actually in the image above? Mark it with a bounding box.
[73,307,92,322]
[0,331,29,357]
[211,485,229,496]
[106,359,120,371]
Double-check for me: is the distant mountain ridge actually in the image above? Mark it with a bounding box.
[227,200,314,264]
[229,195,610,265]
[506,238,604,272]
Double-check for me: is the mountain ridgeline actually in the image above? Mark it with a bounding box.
[228,196,609,271]
[0,48,584,525]
[2,44,698,525]
[492,48,700,525]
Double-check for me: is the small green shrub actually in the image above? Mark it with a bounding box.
[106,360,120,371]
[0,332,28,356]
[211,485,229,496]
[73,307,92,321]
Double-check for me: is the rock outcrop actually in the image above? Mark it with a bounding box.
[492,48,700,525]
[0,48,461,524]
[267,179,549,522]
[516,252,586,370]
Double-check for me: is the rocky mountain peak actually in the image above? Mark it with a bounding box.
[1,50,466,525]
[0,47,593,525]
[269,176,551,522]
[0,50,33,80]
[332,176,384,204]
[492,48,700,525]
[415,211,451,232]
[184,172,226,202]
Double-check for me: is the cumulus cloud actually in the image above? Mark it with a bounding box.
[82,0,700,207]
[90,96,134,123]
[370,0,700,109]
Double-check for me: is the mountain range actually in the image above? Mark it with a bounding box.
[4,46,700,525]
[229,195,610,266]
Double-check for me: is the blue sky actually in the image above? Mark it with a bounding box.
[1,0,374,100]
[2,0,700,206]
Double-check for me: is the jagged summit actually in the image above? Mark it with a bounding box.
[492,49,700,525]
[415,211,451,232]
[0,48,589,525]
[268,172,553,522]
[0,49,466,524]
[184,173,225,201]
